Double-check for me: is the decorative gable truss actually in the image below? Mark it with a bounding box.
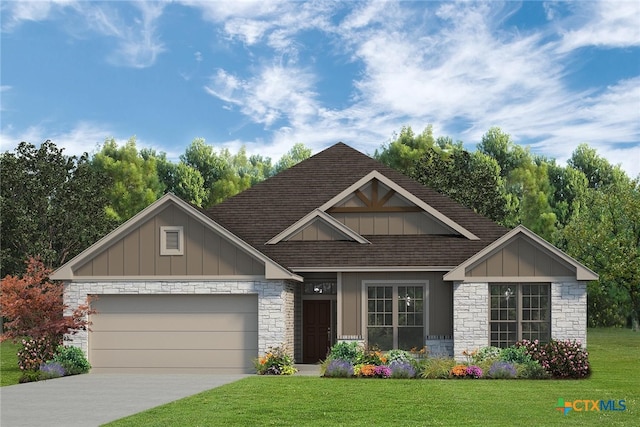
[268,170,479,244]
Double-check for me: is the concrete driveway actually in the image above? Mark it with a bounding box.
[0,373,247,427]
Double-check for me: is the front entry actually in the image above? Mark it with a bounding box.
[303,300,331,363]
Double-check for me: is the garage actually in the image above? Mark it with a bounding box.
[89,294,258,373]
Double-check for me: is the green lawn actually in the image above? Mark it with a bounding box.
[0,340,22,386]
[107,328,639,426]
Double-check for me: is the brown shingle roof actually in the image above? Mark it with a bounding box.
[206,142,508,269]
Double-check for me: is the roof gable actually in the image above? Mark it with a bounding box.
[267,209,370,244]
[444,225,598,282]
[51,194,301,281]
[207,143,508,269]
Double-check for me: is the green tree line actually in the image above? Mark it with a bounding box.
[375,126,639,330]
[1,129,638,329]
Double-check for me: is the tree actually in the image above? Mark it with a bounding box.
[274,143,312,174]
[141,149,207,207]
[412,144,510,223]
[1,141,114,276]
[562,177,640,329]
[507,161,557,241]
[568,143,621,189]
[374,126,436,176]
[1,257,91,343]
[91,137,164,222]
[477,127,529,178]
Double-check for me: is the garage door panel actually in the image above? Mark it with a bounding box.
[90,349,256,370]
[88,295,259,373]
[91,294,258,314]
[91,331,259,350]
[90,313,258,332]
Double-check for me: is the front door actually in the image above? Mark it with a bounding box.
[303,300,331,363]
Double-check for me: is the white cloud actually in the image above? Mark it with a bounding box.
[557,1,640,52]
[1,0,76,31]
[205,65,319,127]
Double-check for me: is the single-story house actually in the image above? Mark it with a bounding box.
[52,143,597,373]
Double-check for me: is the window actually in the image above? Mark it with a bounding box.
[160,226,184,256]
[365,282,426,350]
[490,284,550,348]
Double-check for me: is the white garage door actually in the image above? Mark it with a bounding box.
[89,295,258,373]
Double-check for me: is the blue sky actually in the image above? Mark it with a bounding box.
[1,1,639,177]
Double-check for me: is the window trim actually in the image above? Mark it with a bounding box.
[489,283,550,347]
[361,280,429,350]
[160,226,184,256]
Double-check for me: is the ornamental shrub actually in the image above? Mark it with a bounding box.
[387,349,412,363]
[373,365,391,378]
[500,345,532,364]
[517,339,590,379]
[357,349,387,365]
[488,361,517,379]
[328,342,363,364]
[420,358,456,379]
[472,346,502,363]
[52,345,91,375]
[354,364,377,377]
[517,360,549,379]
[324,359,354,377]
[466,365,483,379]
[389,360,416,379]
[39,361,66,379]
[17,337,60,371]
[450,364,468,378]
[255,345,297,375]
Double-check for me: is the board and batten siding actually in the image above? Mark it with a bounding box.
[467,235,574,278]
[330,212,453,236]
[339,271,452,339]
[74,204,265,276]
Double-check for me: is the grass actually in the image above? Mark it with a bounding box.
[107,328,639,426]
[1,340,22,386]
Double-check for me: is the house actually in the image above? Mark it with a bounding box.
[52,143,597,373]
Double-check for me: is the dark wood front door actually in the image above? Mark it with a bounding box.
[303,300,331,363]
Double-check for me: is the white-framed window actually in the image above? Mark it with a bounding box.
[362,281,428,350]
[489,283,550,348]
[160,226,184,256]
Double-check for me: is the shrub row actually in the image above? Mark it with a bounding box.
[319,339,589,379]
[18,339,91,383]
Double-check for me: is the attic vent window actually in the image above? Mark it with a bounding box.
[160,226,184,256]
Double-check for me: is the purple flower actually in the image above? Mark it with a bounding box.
[466,365,483,378]
[374,365,391,378]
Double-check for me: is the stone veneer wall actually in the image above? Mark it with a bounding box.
[452,282,488,361]
[425,337,454,357]
[551,281,587,347]
[64,280,292,358]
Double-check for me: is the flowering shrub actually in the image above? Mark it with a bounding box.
[450,364,468,378]
[488,361,517,379]
[466,365,483,379]
[387,349,412,363]
[324,359,354,377]
[374,365,391,378]
[517,339,590,378]
[389,360,416,378]
[254,345,297,375]
[17,337,60,371]
[473,346,502,363]
[354,364,377,377]
[357,349,387,365]
[39,361,66,379]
